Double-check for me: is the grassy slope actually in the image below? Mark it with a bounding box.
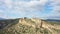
[0,18,60,34]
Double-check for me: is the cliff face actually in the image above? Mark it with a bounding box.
[0,18,60,34]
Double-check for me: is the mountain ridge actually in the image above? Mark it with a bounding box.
[44,19,60,22]
[0,18,60,34]
[0,18,5,20]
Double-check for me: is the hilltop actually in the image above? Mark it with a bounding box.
[0,17,60,34]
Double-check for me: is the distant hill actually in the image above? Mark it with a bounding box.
[0,18,5,20]
[44,19,60,22]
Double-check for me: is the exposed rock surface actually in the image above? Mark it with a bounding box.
[0,18,60,34]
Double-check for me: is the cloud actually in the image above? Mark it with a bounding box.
[0,13,8,19]
[4,0,48,10]
[0,10,4,13]
[11,0,48,12]
[43,0,60,19]
[49,0,60,12]
[0,0,48,18]
[0,0,60,19]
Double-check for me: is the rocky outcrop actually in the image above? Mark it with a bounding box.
[0,18,60,34]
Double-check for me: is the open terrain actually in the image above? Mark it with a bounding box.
[0,18,60,34]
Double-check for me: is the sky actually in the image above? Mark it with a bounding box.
[0,0,60,19]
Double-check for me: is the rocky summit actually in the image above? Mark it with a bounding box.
[0,18,60,34]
